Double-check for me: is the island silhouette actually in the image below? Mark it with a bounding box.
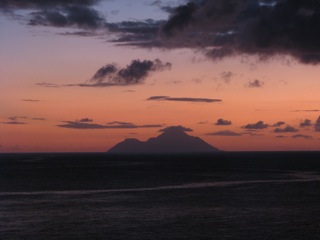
[108,126,220,154]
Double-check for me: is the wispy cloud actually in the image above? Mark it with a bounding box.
[247,79,264,88]
[57,120,163,129]
[291,110,320,112]
[146,96,222,103]
[292,134,312,139]
[206,130,242,136]
[1,121,27,125]
[21,99,40,102]
[36,82,60,88]
[1,116,46,124]
[220,71,233,84]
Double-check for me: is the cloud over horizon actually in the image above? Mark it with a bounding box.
[243,121,268,130]
[57,120,164,129]
[300,119,312,127]
[147,96,222,103]
[159,125,193,133]
[273,125,299,133]
[206,130,242,136]
[315,116,320,132]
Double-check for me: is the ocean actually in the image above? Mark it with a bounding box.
[1,152,320,240]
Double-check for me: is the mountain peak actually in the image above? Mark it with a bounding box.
[108,126,220,154]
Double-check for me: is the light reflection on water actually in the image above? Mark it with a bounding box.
[1,153,320,240]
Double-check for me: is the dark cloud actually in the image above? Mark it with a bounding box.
[315,116,320,132]
[0,0,99,9]
[243,121,268,129]
[57,120,163,129]
[300,119,312,127]
[91,64,118,83]
[272,121,285,127]
[161,2,197,37]
[156,0,320,64]
[273,125,299,133]
[292,134,312,139]
[247,79,264,88]
[79,118,93,122]
[84,59,171,87]
[147,96,222,103]
[29,5,105,29]
[159,126,193,132]
[107,19,163,43]
[59,30,99,37]
[215,118,232,126]
[206,130,242,136]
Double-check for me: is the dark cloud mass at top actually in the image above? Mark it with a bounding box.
[5,0,320,64]
[158,0,320,64]
[29,5,105,29]
[0,0,99,9]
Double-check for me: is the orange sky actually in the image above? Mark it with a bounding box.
[0,1,319,152]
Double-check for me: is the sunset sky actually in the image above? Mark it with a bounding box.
[1,0,319,152]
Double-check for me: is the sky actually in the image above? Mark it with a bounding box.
[0,0,319,152]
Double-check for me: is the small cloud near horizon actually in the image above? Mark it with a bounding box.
[315,116,320,132]
[206,130,242,136]
[147,96,222,103]
[300,119,312,127]
[57,120,164,129]
[159,126,193,133]
[273,125,299,133]
[215,118,232,126]
[272,121,285,127]
[243,121,268,130]
[292,134,312,139]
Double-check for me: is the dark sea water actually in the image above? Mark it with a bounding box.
[1,152,320,240]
